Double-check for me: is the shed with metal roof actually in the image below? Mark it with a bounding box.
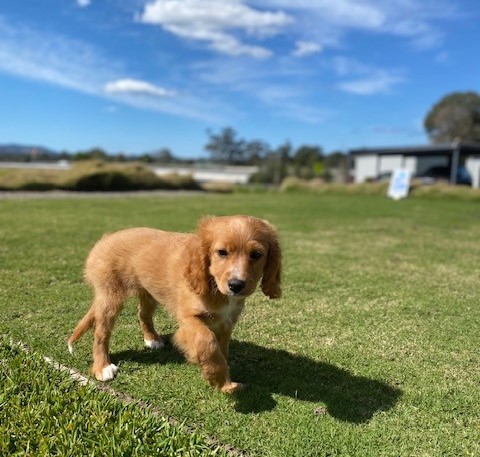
[348,142,480,187]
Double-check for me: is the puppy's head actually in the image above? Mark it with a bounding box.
[184,215,281,299]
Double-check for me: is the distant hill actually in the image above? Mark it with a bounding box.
[0,144,60,161]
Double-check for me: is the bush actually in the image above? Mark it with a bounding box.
[158,173,201,191]
[17,181,58,191]
[200,181,235,193]
[279,177,389,195]
[410,181,480,200]
[279,176,480,200]
[279,176,315,191]
[0,161,202,192]
[69,171,131,191]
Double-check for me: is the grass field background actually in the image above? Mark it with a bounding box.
[1,192,479,456]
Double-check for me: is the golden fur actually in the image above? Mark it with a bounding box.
[68,215,281,393]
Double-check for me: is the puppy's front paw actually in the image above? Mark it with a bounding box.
[144,338,165,350]
[221,381,245,394]
[95,363,118,382]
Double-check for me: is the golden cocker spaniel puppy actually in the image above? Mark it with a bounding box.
[68,215,281,393]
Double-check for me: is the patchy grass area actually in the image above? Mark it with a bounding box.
[0,192,479,456]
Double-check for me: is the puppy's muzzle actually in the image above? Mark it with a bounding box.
[228,278,246,295]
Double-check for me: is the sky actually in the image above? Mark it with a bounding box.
[1,0,479,158]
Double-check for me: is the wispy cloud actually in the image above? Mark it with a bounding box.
[76,0,91,7]
[0,16,226,122]
[337,71,404,95]
[0,0,459,132]
[257,0,385,30]
[131,0,456,113]
[104,79,175,97]
[292,41,322,57]
[0,15,130,98]
[330,56,405,95]
[138,0,293,58]
[142,0,456,58]
[254,0,456,50]
[191,57,330,124]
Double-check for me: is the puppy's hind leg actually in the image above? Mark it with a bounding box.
[91,289,124,381]
[138,290,165,350]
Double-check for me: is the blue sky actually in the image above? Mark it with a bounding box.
[1,0,479,157]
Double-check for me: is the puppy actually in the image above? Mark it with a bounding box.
[68,215,281,393]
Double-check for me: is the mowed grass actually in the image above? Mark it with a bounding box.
[0,337,227,456]
[0,192,479,456]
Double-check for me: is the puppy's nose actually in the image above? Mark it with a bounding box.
[228,278,246,294]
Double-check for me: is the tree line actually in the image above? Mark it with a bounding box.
[203,127,345,184]
[2,90,479,182]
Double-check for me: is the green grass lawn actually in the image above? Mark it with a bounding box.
[1,192,479,456]
[0,337,227,456]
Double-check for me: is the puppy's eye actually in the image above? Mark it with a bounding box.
[217,249,228,258]
[250,251,263,260]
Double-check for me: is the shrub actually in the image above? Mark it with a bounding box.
[0,161,202,192]
[67,170,135,191]
[279,177,389,195]
[18,181,58,191]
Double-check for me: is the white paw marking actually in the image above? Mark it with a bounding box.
[99,363,118,381]
[67,342,74,354]
[144,339,164,350]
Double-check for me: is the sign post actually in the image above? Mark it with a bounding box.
[387,169,411,200]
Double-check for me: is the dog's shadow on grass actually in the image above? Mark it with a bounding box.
[112,338,402,423]
[228,341,402,421]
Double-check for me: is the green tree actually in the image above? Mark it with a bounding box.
[72,147,108,161]
[274,141,292,185]
[151,148,175,163]
[293,145,324,178]
[244,140,271,164]
[324,151,346,169]
[248,142,291,185]
[204,127,246,164]
[424,91,480,143]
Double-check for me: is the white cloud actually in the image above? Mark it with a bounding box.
[0,17,113,95]
[292,41,322,57]
[257,0,385,29]
[261,93,332,124]
[337,71,404,95]
[138,0,293,58]
[76,0,91,7]
[191,57,330,124]
[136,0,455,61]
[104,79,175,97]
[330,56,405,96]
[0,17,226,122]
[251,0,455,50]
[331,56,367,77]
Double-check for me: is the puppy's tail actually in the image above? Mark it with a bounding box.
[68,308,94,354]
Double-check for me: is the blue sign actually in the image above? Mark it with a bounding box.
[388,169,411,200]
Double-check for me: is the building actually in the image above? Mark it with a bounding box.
[348,142,480,188]
[151,164,258,184]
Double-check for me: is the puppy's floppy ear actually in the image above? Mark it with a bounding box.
[261,221,282,299]
[184,217,214,296]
